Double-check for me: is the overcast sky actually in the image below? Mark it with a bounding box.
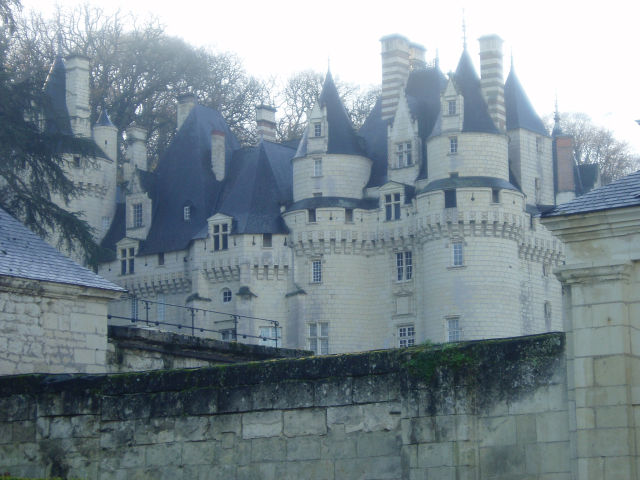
[20,0,640,154]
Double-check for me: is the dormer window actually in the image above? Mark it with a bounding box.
[183,205,191,221]
[132,203,143,228]
[314,123,322,137]
[384,193,401,221]
[213,223,229,251]
[395,142,412,168]
[448,100,457,115]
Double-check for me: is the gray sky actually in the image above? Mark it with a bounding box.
[21,0,640,155]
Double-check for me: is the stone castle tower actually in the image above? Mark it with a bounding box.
[91,34,596,354]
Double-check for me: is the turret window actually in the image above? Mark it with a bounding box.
[263,233,272,248]
[395,142,412,168]
[345,208,353,223]
[385,193,401,221]
[222,288,232,303]
[308,208,317,223]
[311,260,322,283]
[449,136,458,154]
[448,100,457,115]
[213,223,229,251]
[314,123,322,137]
[444,189,457,208]
[313,158,322,176]
[452,241,463,267]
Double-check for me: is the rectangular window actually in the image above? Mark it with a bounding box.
[447,317,461,342]
[120,247,135,275]
[384,193,401,221]
[157,294,165,322]
[345,208,353,223]
[263,233,272,248]
[395,142,412,168]
[158,252,165,266]
[314,123,322,137]
[314,158,322,176]
[213,223,229,251]
[492,188,500,203]
[183,206,191,221]
[398,325,415,348]
[259,326,282,347]
[73,156,81,168]
[444,189,457,208]
[132,203,143,228]
[449,136,458,154]
[308,322,329,354]
[452,241,463,266]
[221,329,236,342]
[396,251,413,281]
[311,260,322,283]
[448,100,457,115]
[536,136,543,153]
[102,216,110,233]
[308,208,316,223]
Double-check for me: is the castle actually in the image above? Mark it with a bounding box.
[45,34,598,354]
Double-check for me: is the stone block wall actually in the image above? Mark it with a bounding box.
[0,276,118,375]
[0,334,569,479]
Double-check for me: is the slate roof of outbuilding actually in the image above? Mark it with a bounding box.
[0,207,124,292]
[542,170,640,217]
[504,68,548,136]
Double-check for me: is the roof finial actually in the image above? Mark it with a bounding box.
[552,94,563,136]
[327,56,331,74]
[462,9,467,50]
[510,48,514,70]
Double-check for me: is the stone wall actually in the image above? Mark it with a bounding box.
[0,334,570,479]
[0,276,119,376]
[107,325,311,372]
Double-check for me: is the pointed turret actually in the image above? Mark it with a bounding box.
[504,66,547,136]
[93,108,117,161]
[453,50,499,134]
[43,55,72,135]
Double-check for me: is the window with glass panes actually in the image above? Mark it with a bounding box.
[396,251,412,281]
[120,247,135,275]
[132,203,143,228]
[452,241,463,266]
[385,193,401,220]
[395,142,412,167]
[259,326,281,347]
[398,325,415,347]
[448,317,461,342]
[213,223,229,251]
[308,322,329,354]
[311,260,322,283]
[449,136,458,154]
[314,158,322,176]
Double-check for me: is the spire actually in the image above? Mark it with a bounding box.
[504,67,547,136]
[462,9,467,50]
[96,107,115,127]
[552,96,563,136]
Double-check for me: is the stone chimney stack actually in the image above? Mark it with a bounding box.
[554,132,576,204]
[125,125,148,173]
[409,42,427,70]
[380,34,412,121]
[478,35,506,132]
[256,105,277,143]
[211,130,226,181]
[177,94,197,131]
[64,54,91,137]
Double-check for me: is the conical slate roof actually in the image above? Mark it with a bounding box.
[505,67,547,136]
[96,108,115,127]
[453,50,499,134]
[43,54,72,135]
[295,71,366,158]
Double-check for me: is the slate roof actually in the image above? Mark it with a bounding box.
[96,109,115,127]
[504,68,548,136]
[0,207,124,292]
[418,176,519,195]
[295,71,366,159]
[42,55,73,136]
[359,98,391,187]
[138,105,240,255]
[542,170,640,217]
[452,50,499,134]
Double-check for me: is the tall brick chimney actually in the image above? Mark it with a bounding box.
[478,35,506,132]
[553,111,576,204]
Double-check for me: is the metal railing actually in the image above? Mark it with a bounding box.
[107,294,280,347]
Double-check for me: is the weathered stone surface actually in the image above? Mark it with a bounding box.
[283,408,326,437]
[242,410,282,439]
